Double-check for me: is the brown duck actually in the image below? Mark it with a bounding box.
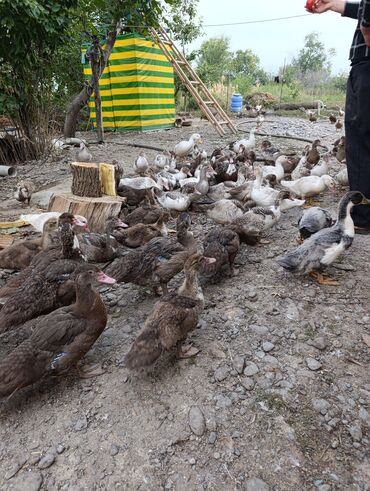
[0,213,84,298]
[0,217,58,270]
[77,217,126,262]
[0,220,87,333]
[124,253,215,369]
[200,226,240,282]
[113,213,169,248]
[0,269,115,398]
[306,139,321,166]
[122,203,166,227]
[105,214,196,294]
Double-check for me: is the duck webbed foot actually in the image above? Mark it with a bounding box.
[177,343,200,359]
[77,363,105,379]
[309,271,339,286]
[304,197,321,208]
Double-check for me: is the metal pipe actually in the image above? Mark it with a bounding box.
[0,165,17,177]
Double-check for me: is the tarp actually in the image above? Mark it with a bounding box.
[83,33,175,132]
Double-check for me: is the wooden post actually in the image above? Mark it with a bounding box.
[71,162,102,197]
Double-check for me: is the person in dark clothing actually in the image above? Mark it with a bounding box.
[309,0,370,233]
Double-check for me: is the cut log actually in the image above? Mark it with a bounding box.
[71,162,101,197]
[100,163,116,196]
[48,192,126,232]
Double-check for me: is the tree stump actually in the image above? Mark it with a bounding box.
[48,192,125,232]
[71,162,102,197]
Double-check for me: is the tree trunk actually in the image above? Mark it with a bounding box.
[48,193,125,232]
[91,37,104,143]
[71,162,102,197]
[63,26,118,138]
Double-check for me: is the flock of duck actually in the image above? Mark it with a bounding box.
[0,127,367,399]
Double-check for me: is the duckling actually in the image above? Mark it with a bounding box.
[113,214,169,248]
[230,191,285,244]
[281,175,336,201]
[105,230,190,295]
[123,203,166,227]
[250,166,279,207]
[0,269,116,397]
[154,151,171,169]
[154,188,202,212]
[260,139,280,158]
[335,119,343,131]
[291,155,311,181]
[0,220,88,333]
[256,114,265,128]
[200,227,240,281]
[336,167,348,186]
[262,155,289,182]
[0,216,58,270]
[232,128,256,153]
[14,180,35,207]
[134,152,149,174]
[298,207,333,240]
[118,175,166,191]
[76,142,92,162]
[329,114,337,124]
[194,199,245,224]
[277,191,370,285]
[181,165,216,195]
[124,253,214,368]
[174,134,202,157]
[311,153,332,177]
[77,217,126,262]
[309,112,317,123]
[306,139,321,166]
[332,136,346,163]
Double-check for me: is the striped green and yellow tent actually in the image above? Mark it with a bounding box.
[83,33,175,131]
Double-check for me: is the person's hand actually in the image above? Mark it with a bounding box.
[309,0,345,14]
[361,25,370,46]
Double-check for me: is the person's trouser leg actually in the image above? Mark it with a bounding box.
[345,62,370,229]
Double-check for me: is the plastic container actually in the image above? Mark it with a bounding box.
[231,93,243,113]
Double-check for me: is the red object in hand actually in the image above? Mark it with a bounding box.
[305,0,317,12]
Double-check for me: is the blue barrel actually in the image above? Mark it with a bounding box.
[231,93,243,113]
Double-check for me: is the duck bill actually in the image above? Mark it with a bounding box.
[96,272,116,284]
[203,257,216,264]
[361,197,370,205]
[117,219,129,228]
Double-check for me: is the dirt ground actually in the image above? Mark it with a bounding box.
[0,116,369,491]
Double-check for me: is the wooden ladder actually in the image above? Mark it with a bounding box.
[150,27,238,137]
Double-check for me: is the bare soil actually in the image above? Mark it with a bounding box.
[0,116,369,491]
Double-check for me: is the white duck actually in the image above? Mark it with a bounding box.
[76,142,92,162]
[281,175,336,199]
[118,175,168,191]
[154,189,201,212]
[233,128,256,153]
[202,199,245,224]
[262,155,288,182]
[154,151,172,169]
[250,166,279,207]
[310,154,332,177]
[336,167,348,186]
[21,212,88,232]
[174,134,202,157]
[291,155,310,181]
[134,152,149,174]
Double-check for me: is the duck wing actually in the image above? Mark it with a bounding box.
[277,226,345,274]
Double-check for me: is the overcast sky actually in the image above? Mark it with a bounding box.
[189,0,358,74]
